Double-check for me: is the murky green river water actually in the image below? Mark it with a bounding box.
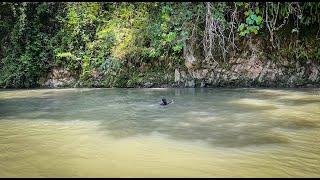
[0,88,319,177]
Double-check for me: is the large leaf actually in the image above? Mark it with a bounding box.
[166,32,177,42]
[246,17,254,25]
[238,23,245,31]
[256,16,263,25]
[239,31,246,37]
[173,44,183,52]
[255,7,260,14]
[250,14,257,21]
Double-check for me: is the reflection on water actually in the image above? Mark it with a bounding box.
[0,88,320,177]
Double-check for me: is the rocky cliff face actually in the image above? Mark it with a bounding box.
[175,38,320,88]
[42,58,320,88]
[41,40,320,88]
[175,58,320,88]
[43,67,76,88]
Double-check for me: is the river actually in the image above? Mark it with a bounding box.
[0,88,319,177]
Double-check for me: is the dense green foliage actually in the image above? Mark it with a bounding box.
[1,2,320,88]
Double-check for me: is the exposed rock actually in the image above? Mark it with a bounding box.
[185,60,196,69]
[179,39,320,88]
[44,67,75,88]
[180,71,187,80]
[192,69,209,79]
[91,69,104,81]
[143,82,153,88]
[175,68,180,82]
[184,43,197,69]
[308,64,319,82]
[42,38,320,88]
[200,81,206,87]
[185,80,195,87]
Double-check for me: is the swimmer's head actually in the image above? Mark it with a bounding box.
[161,98,167,105]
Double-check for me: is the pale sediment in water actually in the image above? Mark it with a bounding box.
[0,88,320,177]
[0,88,95,100]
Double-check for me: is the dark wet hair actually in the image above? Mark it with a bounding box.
[161,98,167,105]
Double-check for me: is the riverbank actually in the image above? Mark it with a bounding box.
[39,56,320,89]
[1,3,320,89]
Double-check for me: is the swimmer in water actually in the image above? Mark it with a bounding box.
[160,98,174,106]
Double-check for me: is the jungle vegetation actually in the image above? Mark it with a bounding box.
[1,2,320,88]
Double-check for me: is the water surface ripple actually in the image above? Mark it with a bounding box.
[0,88,319,177]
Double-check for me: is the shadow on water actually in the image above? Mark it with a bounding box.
[278,99,320,106]
[1,88,320,148]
